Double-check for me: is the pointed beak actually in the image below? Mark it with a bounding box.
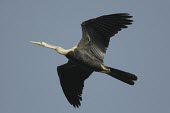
[30,41,43,46]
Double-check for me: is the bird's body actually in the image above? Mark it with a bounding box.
[66,47,103,72]
[31,13,138,108]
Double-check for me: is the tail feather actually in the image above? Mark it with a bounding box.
[106,66,138,85]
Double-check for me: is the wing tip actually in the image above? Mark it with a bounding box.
[72,103,81,108]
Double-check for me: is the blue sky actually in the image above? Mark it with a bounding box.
[0,0,170,113]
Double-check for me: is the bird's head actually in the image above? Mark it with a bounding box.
[30,41,48,47]
[31,41,56,49]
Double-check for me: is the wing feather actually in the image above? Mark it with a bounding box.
[57,61,93,108]
[78,13,133,62]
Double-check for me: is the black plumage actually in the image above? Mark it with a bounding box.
[57,61,93,107]
[79,13,133,61]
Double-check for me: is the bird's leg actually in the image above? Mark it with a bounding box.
[100,64,111,73]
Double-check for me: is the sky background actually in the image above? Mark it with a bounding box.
[0,0,170,113]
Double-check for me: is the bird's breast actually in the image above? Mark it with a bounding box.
[66,49,103,71]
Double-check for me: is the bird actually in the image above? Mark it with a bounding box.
[31,13,138,108]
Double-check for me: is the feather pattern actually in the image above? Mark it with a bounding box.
[78,13,133,62]
[57,61,93,108]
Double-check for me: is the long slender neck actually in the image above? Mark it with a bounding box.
[55,46,71,55]
[42,42,76,55]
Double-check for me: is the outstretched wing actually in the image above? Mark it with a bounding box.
[78,13,133,62]
[57,61,93,108]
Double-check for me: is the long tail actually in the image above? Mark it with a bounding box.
[106,66,138,85]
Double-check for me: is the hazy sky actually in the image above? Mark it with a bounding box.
[1,0,170,113]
